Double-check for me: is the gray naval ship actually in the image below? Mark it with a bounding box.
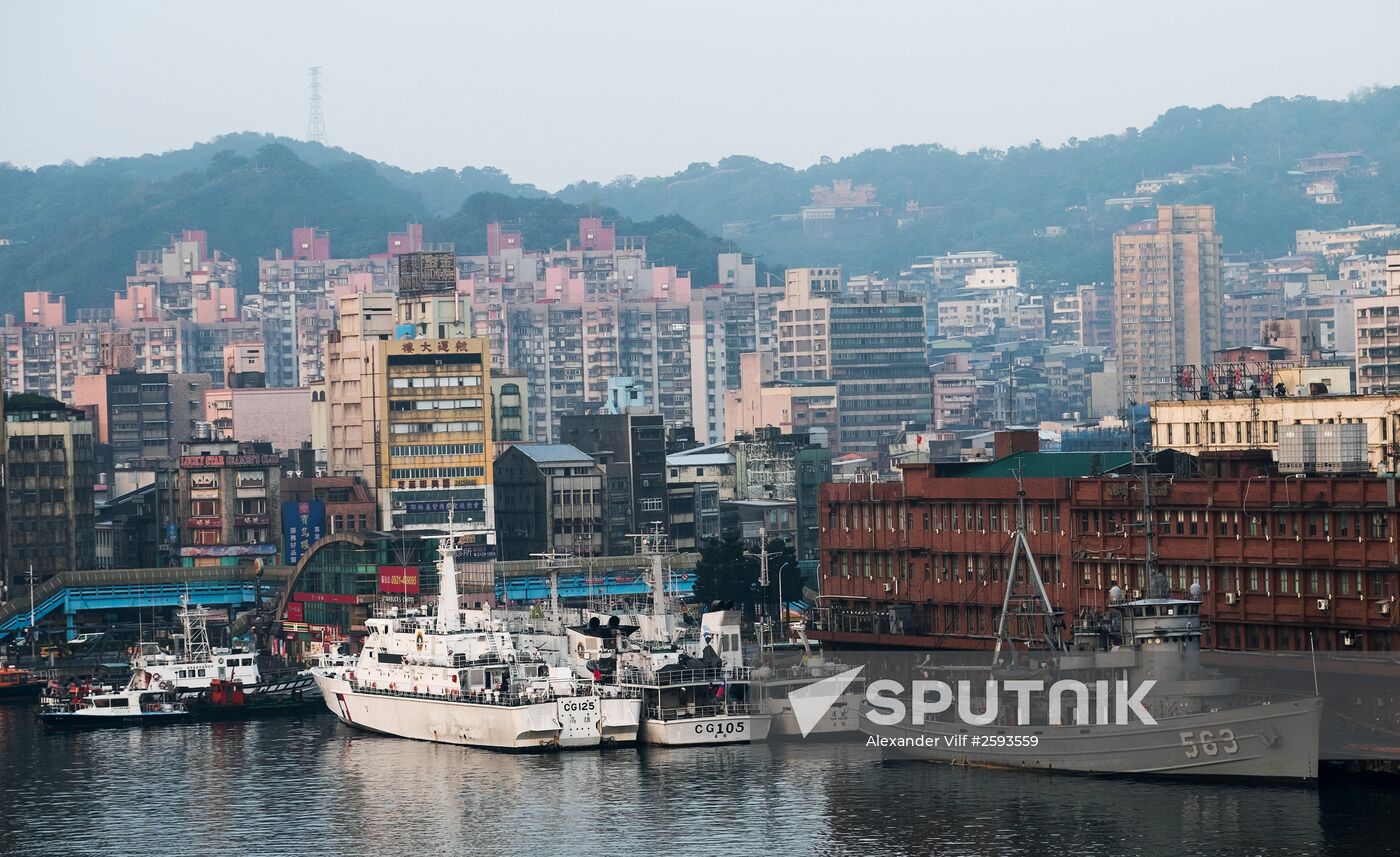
[862,466,1321,780]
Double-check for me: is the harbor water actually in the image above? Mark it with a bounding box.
[1,705,1396,857]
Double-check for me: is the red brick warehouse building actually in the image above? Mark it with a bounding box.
[814,434,1400,653]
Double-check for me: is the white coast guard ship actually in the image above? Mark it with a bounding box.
[563,534,770,746]
[312,526,625,750]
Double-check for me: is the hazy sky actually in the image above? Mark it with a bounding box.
[3,2,1398,190]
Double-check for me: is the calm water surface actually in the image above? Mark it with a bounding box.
[1,706,1396,857]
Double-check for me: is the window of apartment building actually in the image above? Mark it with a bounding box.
[1372,572,1391,598]
[191,500,219,517]
[1371,513,1389,540]
[1340,571,1360,597]
[1248,569,1261,593]
[192,530,221,546]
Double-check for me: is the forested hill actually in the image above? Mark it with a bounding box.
[556,87,1400,284]
[0,141,742,312]
[5,88,1400,313]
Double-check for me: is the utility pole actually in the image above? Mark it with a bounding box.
[28,563,36,662]
[757,526,769,625]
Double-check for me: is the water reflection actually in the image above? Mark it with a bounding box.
[0,708,1392,857]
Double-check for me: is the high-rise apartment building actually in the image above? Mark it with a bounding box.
[1114,204,1223,401]
[3,394,95,585]
[776,268,930,454]
[559,412,666,556]
[1354,251,1400,395]
[324,281,495,550]
[72,369,213,468]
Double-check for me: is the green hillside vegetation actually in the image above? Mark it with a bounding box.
[0,143,739,313]
[556,88,1400,284]
[5,88,1400,313]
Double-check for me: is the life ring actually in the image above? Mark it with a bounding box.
[372,682,378,690]
[415,630,425,652]
[151,672,162,682]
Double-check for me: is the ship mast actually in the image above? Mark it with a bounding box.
[992,466,1066,665]
[530,550,571,633]
[435,508,462,632]
[1138,446,1169,600]
[628,523,670,624]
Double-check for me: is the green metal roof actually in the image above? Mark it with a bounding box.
[953,451,1134,479]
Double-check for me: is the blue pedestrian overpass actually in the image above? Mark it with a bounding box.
[497,569,696,602]
[0,566,294,635]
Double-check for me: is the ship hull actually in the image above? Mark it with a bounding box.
[639,712,773,746]
[599,696,642,745]
[765,692,863,737]
[313,672,605,751]
[40,710,191,728]
[862,696,1321,780]
[0,682,44,703]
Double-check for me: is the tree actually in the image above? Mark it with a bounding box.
[693,533,802,620]
[693,532,756,611]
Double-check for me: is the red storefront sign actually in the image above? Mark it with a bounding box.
[284,601,305,623]
[378,566,420,595]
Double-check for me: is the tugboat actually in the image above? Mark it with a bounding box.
[39,669,189,728]
[0,665,45,703]
[312,519,616,750]
[861,462,1322,779]
[184,677,321,721]
[133,596,313,701]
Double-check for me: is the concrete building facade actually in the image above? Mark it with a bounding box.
[1114,205,1224,401]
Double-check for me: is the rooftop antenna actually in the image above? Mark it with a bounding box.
[307,67,327,145]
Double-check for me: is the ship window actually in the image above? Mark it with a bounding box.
[110,698,129,708]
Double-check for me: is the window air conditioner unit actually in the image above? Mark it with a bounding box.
[1225,592,1237,605]
[1382,602,1392,616]
[1131,589,1144,599]
[882,583,893,592]
[1316,599,1330,611]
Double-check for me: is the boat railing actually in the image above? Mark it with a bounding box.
[354,683,602,708]
[760,664,861,683]
[644,702,764,721]
[618,665,757,687]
